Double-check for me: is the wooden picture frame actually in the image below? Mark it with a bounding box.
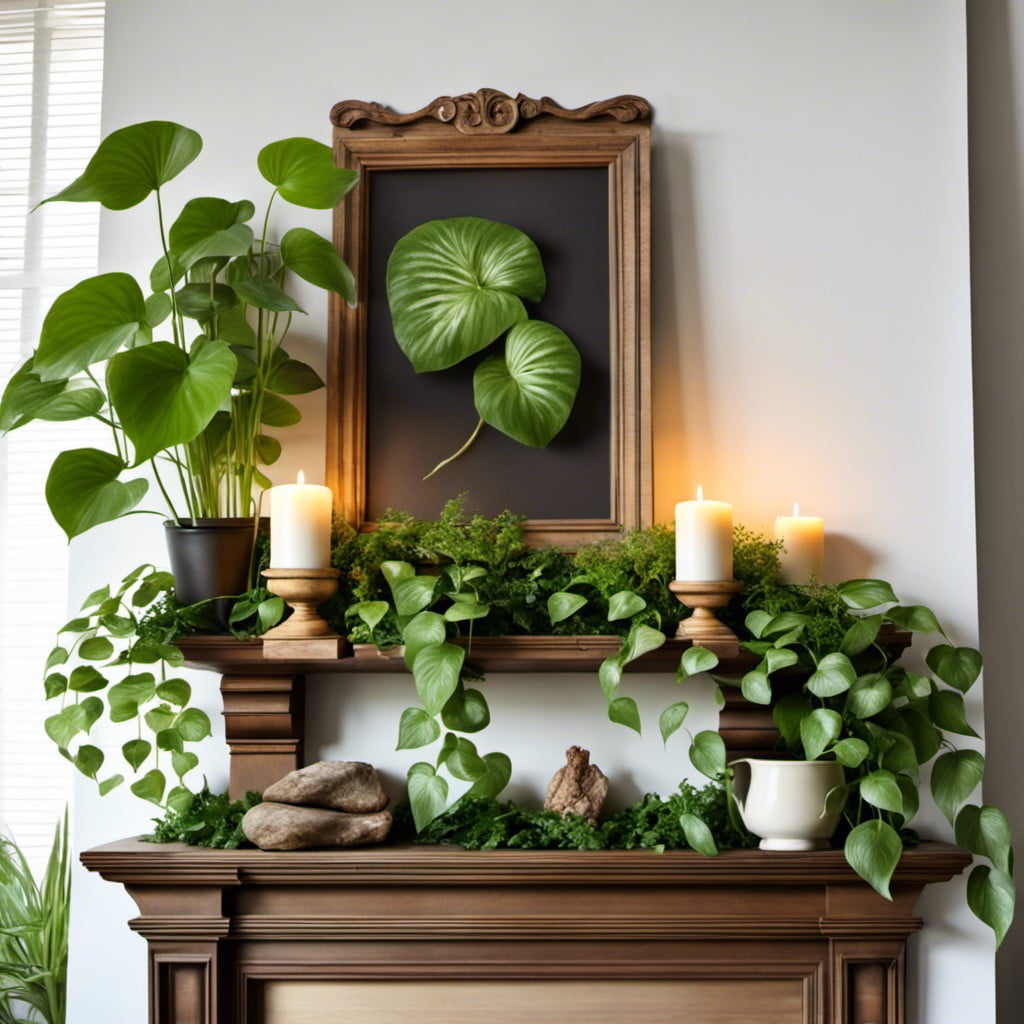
[327,89,651,547]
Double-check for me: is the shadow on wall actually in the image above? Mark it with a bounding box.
[651,129,708,522]
[966,1,1024,1021]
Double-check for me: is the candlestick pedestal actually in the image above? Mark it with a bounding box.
[261,568,348,660]
[669,580,743,658]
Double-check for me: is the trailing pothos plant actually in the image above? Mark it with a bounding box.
[42,565,217,810]
[674,578,1014,946]
[386,216,581,478]
[0,120,357,537]
[348,559,511,830]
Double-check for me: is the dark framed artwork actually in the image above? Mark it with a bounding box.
[327,89,651,546]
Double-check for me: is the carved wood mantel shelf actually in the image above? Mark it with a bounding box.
[81,838,969,1024]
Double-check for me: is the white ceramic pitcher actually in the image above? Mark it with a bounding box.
[730,758,846,851]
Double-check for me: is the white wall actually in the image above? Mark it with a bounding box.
[967,2,1024,1020]
[68,2,988,1021]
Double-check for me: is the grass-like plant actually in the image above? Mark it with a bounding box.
[0,813,70,1024]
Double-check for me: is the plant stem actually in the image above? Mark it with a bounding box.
[154,188,182,350]
[423,417,485,480]
[152,456,182,525]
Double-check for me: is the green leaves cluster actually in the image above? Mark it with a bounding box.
[386,217,581,477]
[728,578,1013,945]
[359,558,511,831]
[0,813,70,1024]
[42,565,212,810]
[1,121,357,537]
[145,786,262,849]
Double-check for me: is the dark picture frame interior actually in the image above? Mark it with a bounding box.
[327,89,652,547]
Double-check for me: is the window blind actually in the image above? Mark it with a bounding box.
[0,0,105,869]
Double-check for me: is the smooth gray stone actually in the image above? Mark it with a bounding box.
[241,802,393,851]
[261,760,388,813]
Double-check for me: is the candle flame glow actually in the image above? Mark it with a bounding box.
[697,484,704,501]
[793,501,799,516]
[297,470,305,485]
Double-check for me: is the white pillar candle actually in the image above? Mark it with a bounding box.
[675,486,734,581]
[775,502,825,585]
[269,471,333,569]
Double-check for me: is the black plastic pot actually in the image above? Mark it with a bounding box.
[163,518,267,609]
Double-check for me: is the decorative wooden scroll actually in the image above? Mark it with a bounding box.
[326,91,652,547]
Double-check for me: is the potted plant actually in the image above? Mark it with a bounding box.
[0,120,357,603]
[677,577,1014,946]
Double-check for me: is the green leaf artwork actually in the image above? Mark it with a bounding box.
[386,216,580,477]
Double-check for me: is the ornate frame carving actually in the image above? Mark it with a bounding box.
[327,90,652,547]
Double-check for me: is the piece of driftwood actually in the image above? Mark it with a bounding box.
[544,745,609,824]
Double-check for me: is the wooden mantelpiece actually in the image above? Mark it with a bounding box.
[176,632,911,798]
[81,838,970,1024]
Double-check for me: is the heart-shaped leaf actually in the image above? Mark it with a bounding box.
[931,750,985,825]
[441,687,490,733]
[967,865,1016,948]
[34,273,150,380]
[800,708,842,760]
[167,197,255,268]
[44,672,68,699]
[175,707,211,742]
[226,255,304,312]
[108,674,156,722]
[846,673,893,720]
[394,575,438,618]
[122,738,152,772]
[886,604,943,635]
[156,728,184,753]
[547,591,588,625]
[174,283,238,323]
[171,750,199,781]
[267,358,324,395]
[108,338,236,464]
[840,614,883,657]
[44,448,149,540]
[659,701,689,746]
[445,737,488,782]
[621,623,666,664]
[806,652,856,698]
[741,670,772,705]
[773,692,812,748]
[43,121,202,210]
[607,590,647,622]
[926,644,983,693]
[833,738,870,768]
[608,695,641,734]
[0,359,104,430]
[690,730,726,780]
[680,813,718,857]
[387,216,543,372]
[257,137,357,209]
[928,690,980,737]
[280,227,355,305]
[78,636,114,661]
[844,819,902,899]
[837,579,899,610]
[156,678,192,707]
[412,643,464,716]
[859,770,904,814]
[130,768,166,806]
[69,665,106,692]
[465,752,513,799]
[72,744,104,779]
[402,610,447,670]
[677,646,719,679]
[444,596,490,622]
[955,804,1013,873]
[474,320,580,448]
[397,707,441,750]
[407,761,449,831]
[599,653,624,702]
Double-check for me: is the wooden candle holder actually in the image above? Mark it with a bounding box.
[669,580,743,658]
[261,568,348,659]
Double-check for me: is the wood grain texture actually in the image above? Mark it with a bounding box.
[262,978,803,1023]
[327,92,651,546]
[82,839,967,1024]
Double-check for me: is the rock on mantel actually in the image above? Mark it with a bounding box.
[81,838,969,1024]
